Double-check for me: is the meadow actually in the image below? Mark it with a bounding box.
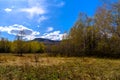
[0,54,120,80]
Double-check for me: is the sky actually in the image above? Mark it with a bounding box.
[0,0,100,41]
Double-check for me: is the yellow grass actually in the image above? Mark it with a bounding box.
[0,54,120,67]
[0,54,120,79]
[0,54,67,66]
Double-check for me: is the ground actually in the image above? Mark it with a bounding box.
[0,54,120,80]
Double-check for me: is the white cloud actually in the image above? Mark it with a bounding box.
[20,0,47,18]
[4,8,12,12]
[20,7,46,18]
[1,0,66,41]
[41,31,64,40]
[0,24,40,40]
[18,0,65,19]
[47,27,54,32]
[27,0,45,7]
[3,0,64,23]
[38,16,48,23]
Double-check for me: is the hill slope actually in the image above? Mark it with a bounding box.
[32,38,60,45]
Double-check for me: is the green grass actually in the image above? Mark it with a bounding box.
[0,54,120,80]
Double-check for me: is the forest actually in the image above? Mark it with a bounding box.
[49,0,120,58]
[0,0,120,80]
[0,0,120,58]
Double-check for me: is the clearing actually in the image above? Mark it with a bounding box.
[0,54,120,80]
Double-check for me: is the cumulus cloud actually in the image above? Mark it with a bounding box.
[47,27,54,32]
[0,0,66,41]
[0,24,65,40]
[4,8,12,12]
[0,24,40,40]
[41,31,64,40]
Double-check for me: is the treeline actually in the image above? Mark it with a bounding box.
[48,0,120,58]
[0,38,45,56]
[0,0,119,58]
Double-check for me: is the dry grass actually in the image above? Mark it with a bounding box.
[0,54,120,80]
[0,54,120,67]
[0,54,67,66]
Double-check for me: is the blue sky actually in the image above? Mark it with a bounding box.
[0,0,100,40]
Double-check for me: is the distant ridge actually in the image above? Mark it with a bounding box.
[32,38,60,45]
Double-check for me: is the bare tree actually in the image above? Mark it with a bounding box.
[15,29,25,56]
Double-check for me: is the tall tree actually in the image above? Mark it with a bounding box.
[14,29,25,56]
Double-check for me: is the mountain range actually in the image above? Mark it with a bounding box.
[32,38,61,45]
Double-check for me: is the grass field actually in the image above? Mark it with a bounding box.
[0,54,120,80]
